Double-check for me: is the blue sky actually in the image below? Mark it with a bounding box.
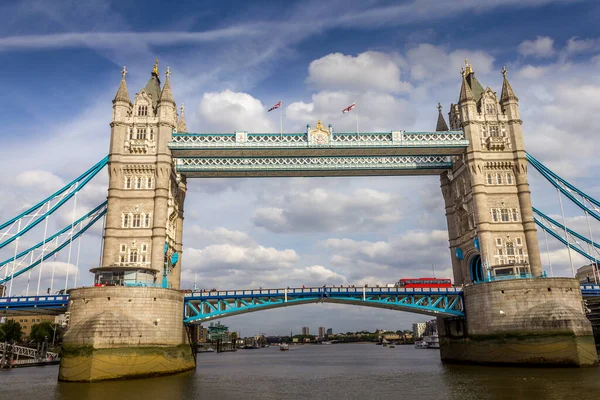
[2,0,600,335]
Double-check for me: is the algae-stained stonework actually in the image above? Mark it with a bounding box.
[59,287,195,382]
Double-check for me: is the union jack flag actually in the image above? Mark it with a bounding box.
[342,103,356,113]
[268,101,282,112]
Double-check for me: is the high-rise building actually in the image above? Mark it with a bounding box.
[326,328,333,335]
[412,322,426,339]
[318,327,326,338]
[302,326,310,336]
[424,319,438,336]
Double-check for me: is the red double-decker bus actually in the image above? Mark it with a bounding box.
[397,278,452,288]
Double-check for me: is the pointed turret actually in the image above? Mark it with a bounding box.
[500,66,519,103]
[459,69,474,104]
[159,66,175,105]
[436,103,449,131]
[113,66,131,104]
[177,104,187,132]
[143,59,162,109]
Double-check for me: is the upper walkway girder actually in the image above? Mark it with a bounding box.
[169,130,468,178]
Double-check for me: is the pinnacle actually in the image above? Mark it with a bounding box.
[159,66,175,105]
[113,66,131,104]
[500,66,519,103]
[435,103,449,131]
[459,73,474,103]
[177,104,187,132]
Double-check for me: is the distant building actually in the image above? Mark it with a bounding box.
[4,314,60,338]
[412,322,426,339]
[576,263,599,284]
[0,284,5,297]
[424,319,438,336]
[208,322,230,342]
[302,326,310,336]
[326,328,333,335]
[318,327,326,338]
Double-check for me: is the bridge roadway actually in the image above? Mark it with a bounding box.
[1,284,599,322]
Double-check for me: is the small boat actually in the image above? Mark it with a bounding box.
[280,343,289,351]
[205,347,215,352]
[414,340,428,349]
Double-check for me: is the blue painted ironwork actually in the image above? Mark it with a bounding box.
[527,154,600,222]
[0,157,108,250]
[0,204,108,285]
[533,207,600,253]
[170,130,468,150]
[2,285,598,318]
[0,295,69,315]
[534,216,600,264]
[182,286,465,324]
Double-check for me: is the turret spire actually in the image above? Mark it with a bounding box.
[459,69,474,103]
[159,66,175,105]
[436,103,449,131]
[113,66,131,104]
[177,103,187,132]
[500,66,519,103]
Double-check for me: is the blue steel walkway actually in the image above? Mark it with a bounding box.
[2,285,598,321]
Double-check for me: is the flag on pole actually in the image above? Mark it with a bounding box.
[342,103,356,113]
[268,101,282,112]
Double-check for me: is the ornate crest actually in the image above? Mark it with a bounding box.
[309,120,331,145]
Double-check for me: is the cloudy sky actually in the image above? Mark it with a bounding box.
[2,0,600,335]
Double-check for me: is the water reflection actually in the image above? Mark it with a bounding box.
[1,344,599,400]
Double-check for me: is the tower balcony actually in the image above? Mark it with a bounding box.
[486,136,507,151]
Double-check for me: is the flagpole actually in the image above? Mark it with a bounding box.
[356,102,359,135]
[280,100,283,138]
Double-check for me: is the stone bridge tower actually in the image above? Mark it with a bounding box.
[440,61,542,285]
[94,61,187,289]
[437,61,597,368]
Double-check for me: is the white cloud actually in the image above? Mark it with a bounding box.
[286,90,415,132]
[198,90,277,132]
[406,44,494,83]
[307,51,411,93]
[518,36,556,58]
[517,64,550,79]
[564,36,600,55]
[252,188,402,233]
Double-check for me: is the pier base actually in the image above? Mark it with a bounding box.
[438,278,598,367]
[58,287,195,382]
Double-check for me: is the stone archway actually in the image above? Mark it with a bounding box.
[469,254,484,283]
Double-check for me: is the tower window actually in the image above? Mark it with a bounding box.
[487,174,493,185]
[506,173,513,185]
[123,214,130,228]
[147,177,153,189]
[125,177,132,189]
[120,244,126,252]
[144,214,151,228]
[500,209,510,222]
[141,244,148,252]
[137,106,148,116]
[516,237,522,246]
[486,103,495,115]
[135,177,142,189]
[506,243,515,256]
[136,128,147,140]
[512,209,519,221]
[132,214,141,228]
[496,238,502,246]
[129,251,138,263]
[492,209,499,222]
[489,126,499,137]
[496,173,502,185]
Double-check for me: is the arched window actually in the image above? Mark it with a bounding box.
[132,214,141,228]
[129,250,138,263]
[144,214,151,228]
[125,177,132,189]
[506,243,515,256]
[123,214,130,228]
[486,103,495,114]
[497,173,502,185]
[506,173,513,185]
[512,209,519,221]
[487,174,493,185]
[492,209,499,222]
[147,177,153,189]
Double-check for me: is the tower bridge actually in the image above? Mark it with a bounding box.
[1,59,599,382]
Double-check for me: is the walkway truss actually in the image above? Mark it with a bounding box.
[183,287,466,323]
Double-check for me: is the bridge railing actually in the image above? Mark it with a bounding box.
[184,286,463,299]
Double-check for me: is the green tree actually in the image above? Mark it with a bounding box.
[1,320,23,343]
[30,322,56,344]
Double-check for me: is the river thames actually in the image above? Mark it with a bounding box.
[1,343,600,400]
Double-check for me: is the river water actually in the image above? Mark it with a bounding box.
[1,343,600,400]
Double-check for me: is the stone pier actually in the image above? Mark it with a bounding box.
[438,278,598,367]
[58,287,196,382]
